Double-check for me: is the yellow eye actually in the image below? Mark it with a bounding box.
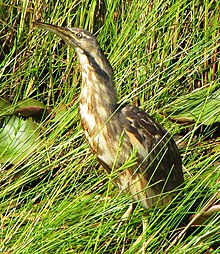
[76,32,82,38]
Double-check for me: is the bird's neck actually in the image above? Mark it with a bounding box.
[77,48,117,124]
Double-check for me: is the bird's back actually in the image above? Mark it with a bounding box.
[96,104,183,209]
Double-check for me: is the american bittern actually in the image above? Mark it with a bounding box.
[34,21,184,217]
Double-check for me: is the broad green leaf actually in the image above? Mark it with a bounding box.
[0,98,13,117]
[0,115,41,163]
[164,87,220,125]
[14,98,51,121]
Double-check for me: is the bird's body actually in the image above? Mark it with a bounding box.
[34,22,184,210]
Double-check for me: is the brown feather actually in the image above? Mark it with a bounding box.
[34,22,184,210]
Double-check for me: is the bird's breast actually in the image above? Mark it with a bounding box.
[80,115,119,166]
[79,102,133,168]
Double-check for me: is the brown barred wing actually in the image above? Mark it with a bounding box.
[121,104,184,198]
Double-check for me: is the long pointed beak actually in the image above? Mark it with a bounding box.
[33,21,75,46]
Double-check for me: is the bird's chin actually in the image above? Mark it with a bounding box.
[73,45,84,54]
[62,39,80,51]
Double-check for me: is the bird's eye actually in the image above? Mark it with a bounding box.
[76,32,82,38]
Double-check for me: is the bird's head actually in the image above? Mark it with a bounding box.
[33,21,100,54]
[33,21,114,84]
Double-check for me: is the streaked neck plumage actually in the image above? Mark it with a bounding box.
[76,47,117,129]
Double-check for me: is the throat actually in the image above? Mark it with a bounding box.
[79,63,117,136]
[76,47,118,138]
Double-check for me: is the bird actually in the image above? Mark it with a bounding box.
[33,21,184,217]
